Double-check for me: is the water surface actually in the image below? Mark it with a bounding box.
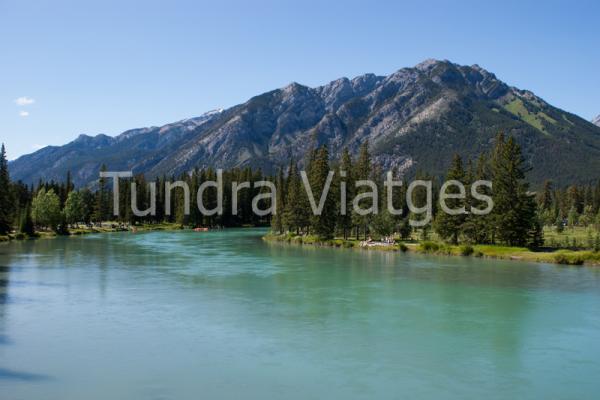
[1,229,599,399]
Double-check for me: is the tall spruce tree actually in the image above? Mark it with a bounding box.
[94,164,109,222]
[351,141,374,240]
[335,148,354,239]
[434,154,467,244]
[307,146,336,239]
[282,162,309,234]
[490,134,537,246]
[271,168,286,234]
[0,144,12,234]
[462,155,492,244]
[18,204,35,236]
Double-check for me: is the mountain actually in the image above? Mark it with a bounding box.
[10,59,600,187]
[593,115,600,127]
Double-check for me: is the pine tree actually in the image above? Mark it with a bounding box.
[307,146,336,239]
[462,154,492,244]
[282,162,309,234]
[434,154,466,244]
[351,141,374,240]
[539,180,553,211]
[271,168,286,234]
[335,149,354,239]
[18,204,35,236]
[94,164,109,223]
[0,144,12,234]
[490,134,537,246]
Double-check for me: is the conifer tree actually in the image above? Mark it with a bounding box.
[18,204,35,236]
[271,168,286,234]
[539,180,553,211]
[434,154,467,244]
[351,141,374,240]
[307,146,336,239]
[490,134,537,246]
[94,164,109,223]
[283,162,309,234]
[0,144,12,234]
[462,154,492,244]
[335,149,354,239]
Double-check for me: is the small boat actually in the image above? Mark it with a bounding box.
[194,227,209,232]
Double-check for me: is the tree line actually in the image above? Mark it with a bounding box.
[536,179,600,230]
[0,143,272,237]
[271,132,541,247]
[0,132,592,248]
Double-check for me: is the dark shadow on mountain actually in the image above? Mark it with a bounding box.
[0,368,53,382]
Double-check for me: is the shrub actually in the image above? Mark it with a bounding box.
[419,241,440,253]
[459,245,474,256]
[398,243,408,252]
[554,252,585,265]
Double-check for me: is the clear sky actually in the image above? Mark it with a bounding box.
[1,0,599,160]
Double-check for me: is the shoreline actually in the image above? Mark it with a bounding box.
[0,222,185,243]
[4,227,599,267]
[263,233,600,267]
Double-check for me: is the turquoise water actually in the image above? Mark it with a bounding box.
[1,229,599,399]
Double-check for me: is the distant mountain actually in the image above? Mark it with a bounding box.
[593,115,600,127]
[10,60,600,187]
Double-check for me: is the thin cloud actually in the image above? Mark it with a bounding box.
[15,96,35,106]
[19,110,30,117]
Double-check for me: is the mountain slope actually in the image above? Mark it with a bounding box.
[593,115,600,127]
[9,60,600,187]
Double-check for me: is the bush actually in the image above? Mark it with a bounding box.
[459,245,474,256]
[419,241,440,253]
[554,252,585,265]
[398,243,408,252]
[474,251,484,257]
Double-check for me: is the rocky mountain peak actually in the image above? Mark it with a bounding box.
[414,58,447,71]
[593,115,600,127]
[9,59,600,187]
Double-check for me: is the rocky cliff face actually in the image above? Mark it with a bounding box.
[9,60,600,187]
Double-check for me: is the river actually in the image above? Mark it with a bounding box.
[1,229,599,399]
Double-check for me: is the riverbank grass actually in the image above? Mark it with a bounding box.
[263,233,600,266]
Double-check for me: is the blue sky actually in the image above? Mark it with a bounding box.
[1,0,599,159]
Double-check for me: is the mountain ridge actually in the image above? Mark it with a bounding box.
[10,59,600,187]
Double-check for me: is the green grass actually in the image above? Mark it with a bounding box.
[264,232,600,266]
[543,226,597,248]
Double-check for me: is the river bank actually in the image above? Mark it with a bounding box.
[263,232,600,266]
[0,222,184,242]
